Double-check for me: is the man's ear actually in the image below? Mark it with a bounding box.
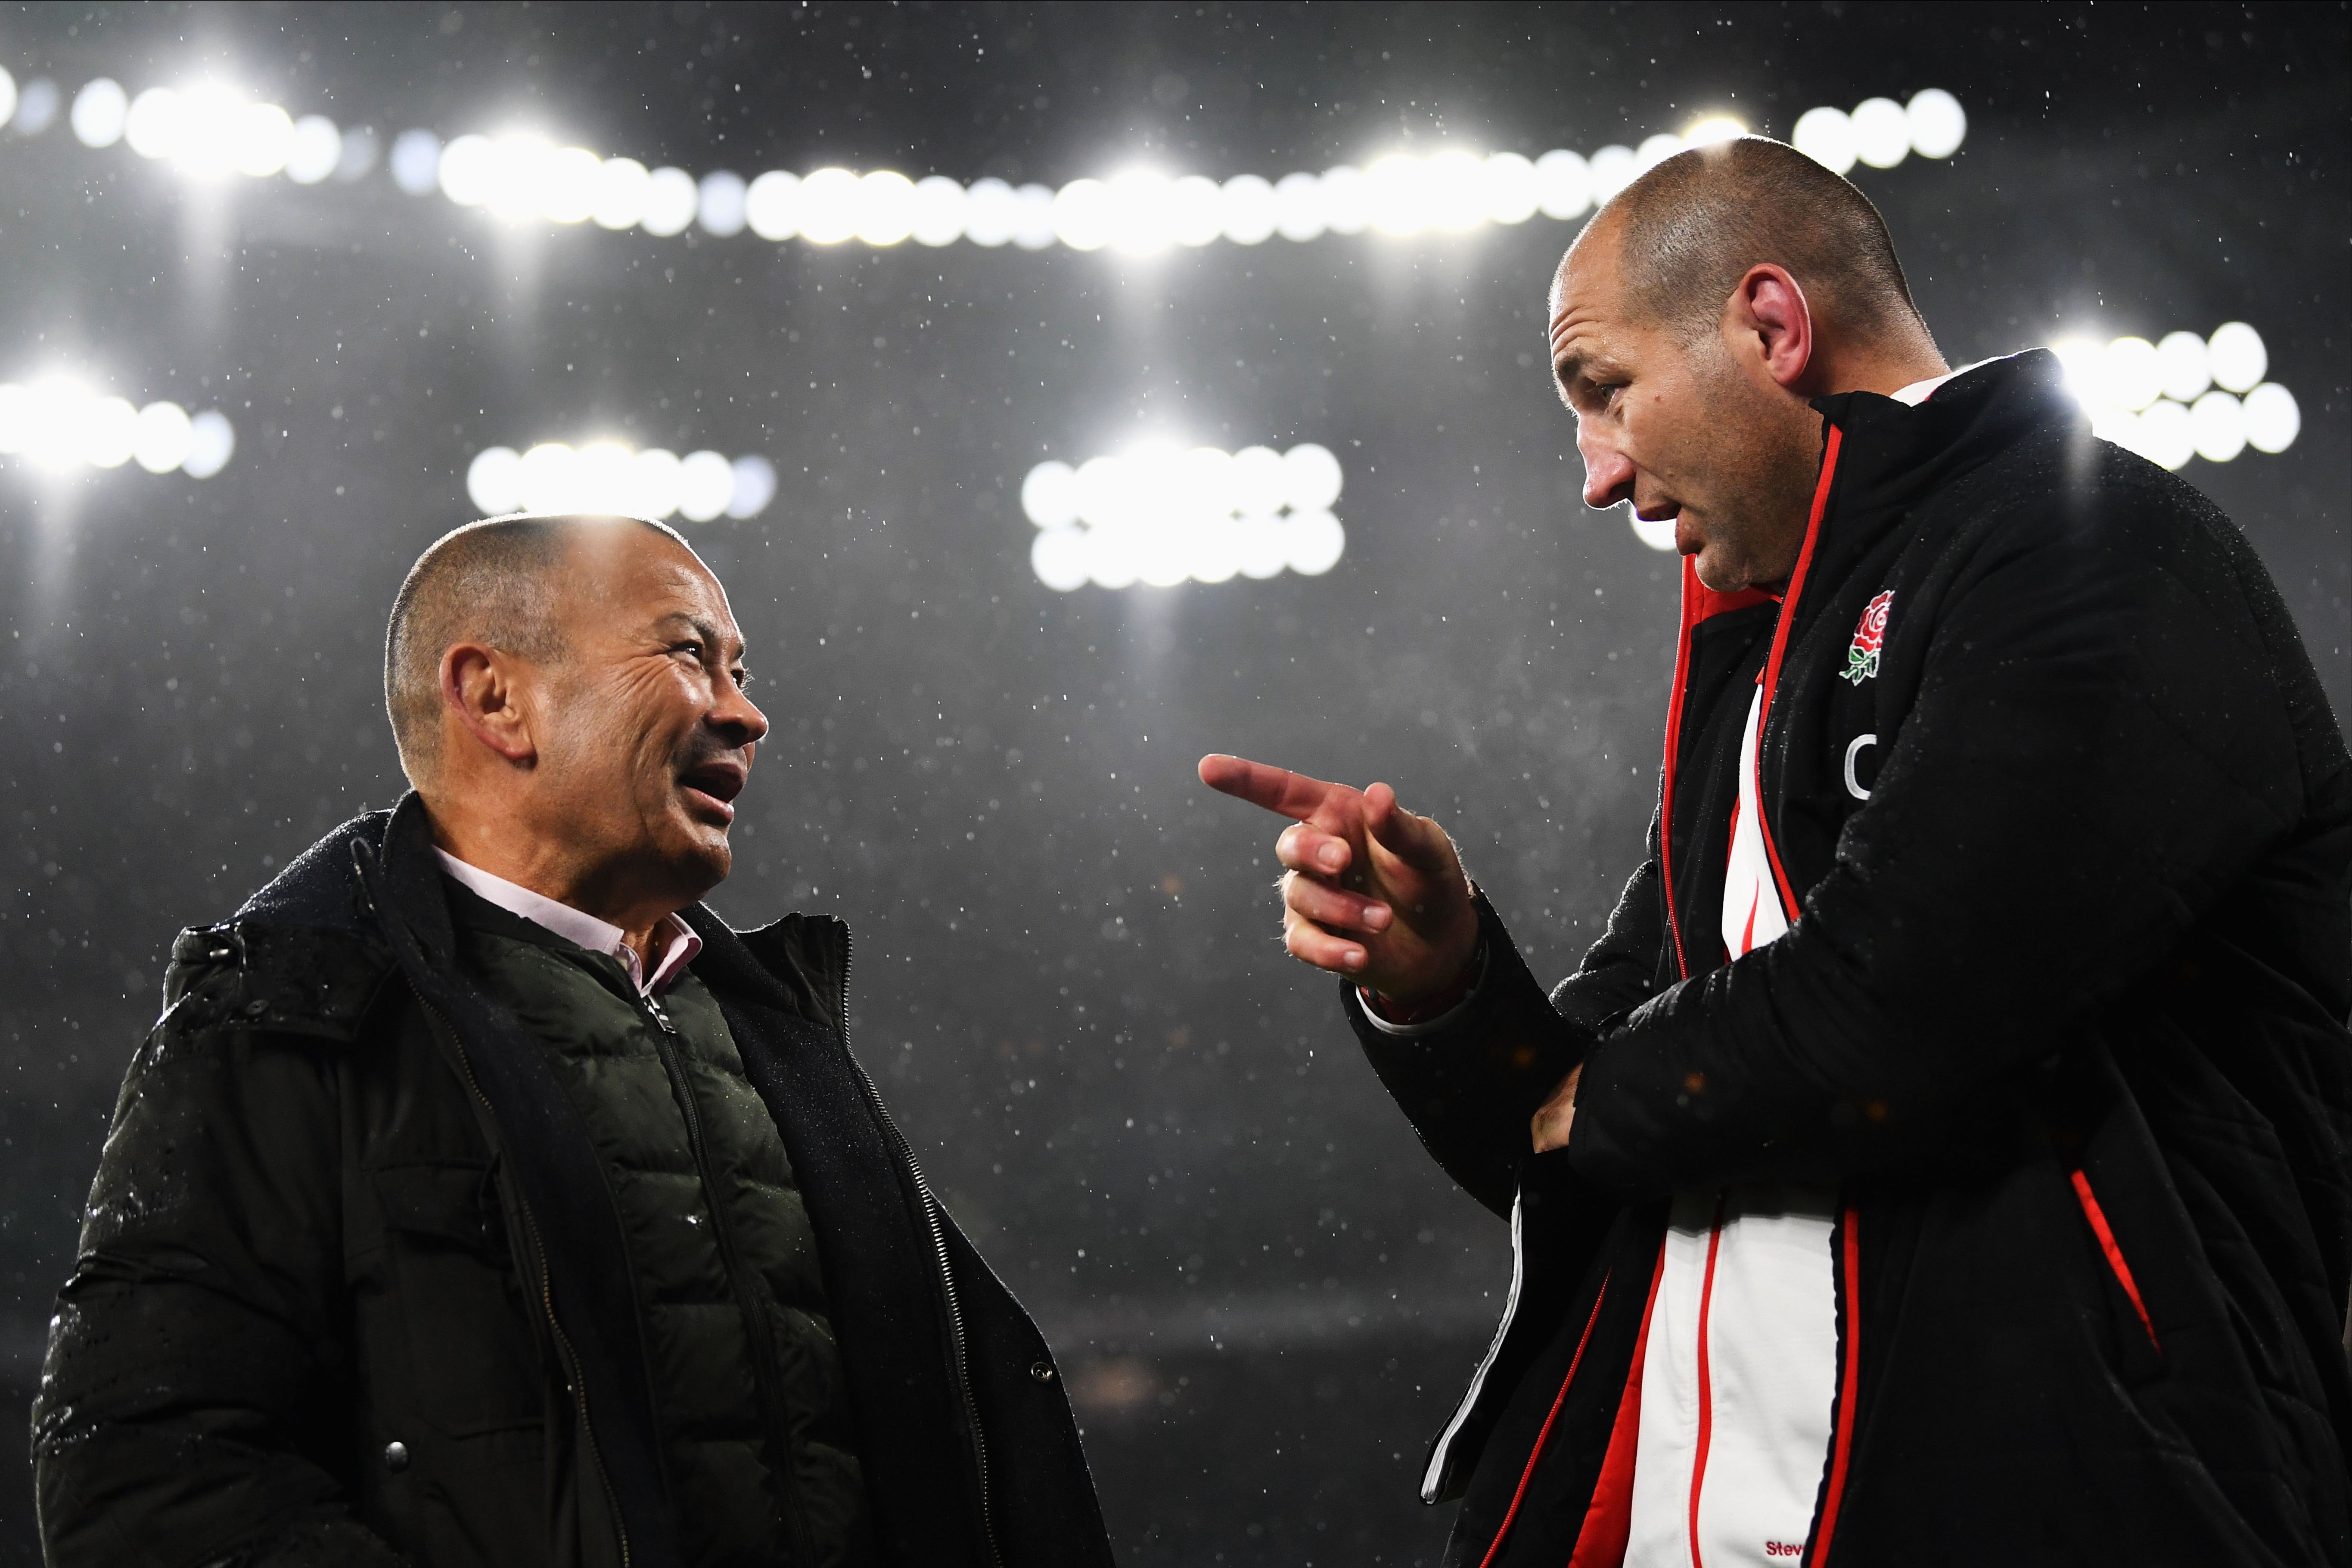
[1724,263,1814,390]
[441,643,538,766]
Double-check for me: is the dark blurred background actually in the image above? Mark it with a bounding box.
[0,2,2344,1561]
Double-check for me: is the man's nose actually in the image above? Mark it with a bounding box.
[712,674,770,747]
[1578,428,1636,510]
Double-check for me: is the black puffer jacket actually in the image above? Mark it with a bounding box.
[1349,352,2352,1567]
[34,793,1114,1568]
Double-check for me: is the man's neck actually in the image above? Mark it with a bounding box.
[1817,347,1950,401]
[426,808,679,972]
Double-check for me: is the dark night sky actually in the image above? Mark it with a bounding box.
[1,3,2346,1560]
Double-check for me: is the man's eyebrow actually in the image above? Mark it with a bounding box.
[653,611,746,662]
[1551,347,1598,397]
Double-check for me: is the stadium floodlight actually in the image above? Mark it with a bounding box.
[1022,442,1346,591]
[465,440,778,523]
[0,377,234,479]
[25,62,1964,257]
[2048,323,2296,473]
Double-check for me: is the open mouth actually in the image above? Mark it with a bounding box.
[677,758,747,823]
[1634,500,1696,555]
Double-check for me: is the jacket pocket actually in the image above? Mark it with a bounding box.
[367,1162,546,1436]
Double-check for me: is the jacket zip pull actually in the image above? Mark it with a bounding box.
[641,992,679,1035]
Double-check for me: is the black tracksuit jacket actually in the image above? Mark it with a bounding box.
[1346,352,2352,1567]
[34,794,1114,1568]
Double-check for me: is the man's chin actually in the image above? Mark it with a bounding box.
[1689,538,1745,593]
[654,820,733,891]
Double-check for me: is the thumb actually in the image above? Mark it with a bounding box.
[1362,782,1456,877]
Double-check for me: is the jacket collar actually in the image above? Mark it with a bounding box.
[1800,348,2079,593]
[222,793,845,1031]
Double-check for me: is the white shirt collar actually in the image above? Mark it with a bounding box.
[1889,356,2004,407]
[434,849,702,997]
[1889,369,1960,406]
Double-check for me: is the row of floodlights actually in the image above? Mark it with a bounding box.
[389,91,1957,250]
[1021,444,1346,591]
[0,381,235,477]
[7,69,377,184]
[2054,323,2299,470]
[466,443,778,524]
[10,61,1962,251]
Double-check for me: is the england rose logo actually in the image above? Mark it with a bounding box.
[1845,590,1893,685]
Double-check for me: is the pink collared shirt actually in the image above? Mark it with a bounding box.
[435,850,702,997]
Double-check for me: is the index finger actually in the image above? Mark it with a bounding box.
[1198,754,1354,824]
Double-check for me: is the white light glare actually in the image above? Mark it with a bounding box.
[0,380,232,478]
[1022,443,1346,591]
[273,86,1954,246]
[103,80,373,184]
[2055,322,2297,469]
[466,441,778,522]
[70,78,127,147]
[1793,89,1967,175]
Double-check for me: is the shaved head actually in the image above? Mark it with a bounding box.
[1565,136,1929,348]
[385,514,686,784]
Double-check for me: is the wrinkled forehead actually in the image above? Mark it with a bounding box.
[564,525,739,639]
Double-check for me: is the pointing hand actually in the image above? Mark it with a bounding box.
[1198,753,1479,1008]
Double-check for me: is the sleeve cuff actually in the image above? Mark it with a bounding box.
[1356,941,1490,1038]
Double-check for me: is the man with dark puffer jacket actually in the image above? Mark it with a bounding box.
[1206,138,2352,1564]
[33,514,1113,1568]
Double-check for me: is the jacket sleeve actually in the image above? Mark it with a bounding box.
[33,983,408,1568]
[1568,479,2326,1192]
[1550,818,1673,1033]
[1347,893,1599,1217]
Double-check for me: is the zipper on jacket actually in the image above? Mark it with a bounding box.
[634,986,821,1568]
[412,984,633,1568]
[832,929,1004,1568]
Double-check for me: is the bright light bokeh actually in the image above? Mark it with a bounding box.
[2206,320,2267,393]
[69,78,127,147]
[0,379,233,480]
[69,81,1954,248]
[465,440,779,522]
[2055,323,2298,470]
[798,168,863,245]
[696,170,748,236]
[1849,97,1911,168]
[1793,89,1968,175]
[1022,443,1346,591]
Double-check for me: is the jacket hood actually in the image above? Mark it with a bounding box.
[233,804,396,932]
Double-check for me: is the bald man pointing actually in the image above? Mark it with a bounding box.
[1207,139,2352,1564]
[35,516,1112,1568]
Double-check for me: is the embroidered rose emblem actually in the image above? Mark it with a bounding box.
[1844,590,1893,685]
